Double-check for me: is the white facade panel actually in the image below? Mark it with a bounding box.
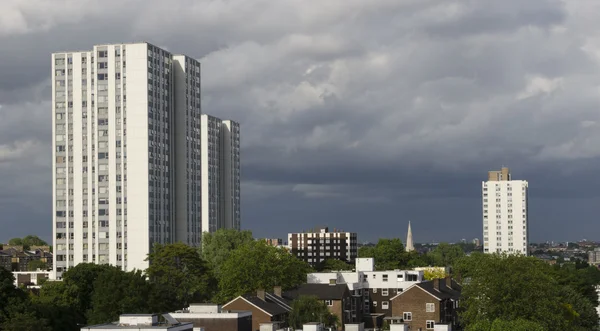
[482,179,529,255]
[52,42,240,279]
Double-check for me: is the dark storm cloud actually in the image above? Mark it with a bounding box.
[1,0,600,243]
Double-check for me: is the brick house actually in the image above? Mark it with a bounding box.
[170,304,252,331]
[222,287,291,331]
[390,277,462,331]
[283,283,358,330]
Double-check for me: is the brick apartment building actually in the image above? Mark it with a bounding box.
[390,277,462,330]
[288,227,357,267]
[0,246,53,272]
[307,258,426,328]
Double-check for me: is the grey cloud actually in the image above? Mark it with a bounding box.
[1,0,599,243]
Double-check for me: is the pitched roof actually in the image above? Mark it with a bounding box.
[241,294,291,316]
[223,291,293,317]
[391,278,461,301]
[283,283,348,300]
[416,279,461,300]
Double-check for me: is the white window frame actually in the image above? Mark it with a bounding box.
[382,301,389,309]
[426,320,435,329]
[426,303,435,312]
[382,288,389,296]
[373,301,377,307]
[403,312,412,321]
[324,300,333,306]
[373,288,377,293]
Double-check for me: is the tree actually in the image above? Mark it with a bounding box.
[288,295,339,329]
[406,250,431,268]
[316,259,353,272]
[61,263,115,319]
[86,267,153,324]
[0,268,27,326]
[8,236,48,250]
[146,243,215,311]
[358,238,408,270]
[1,311,51,331]
[33,281,81,331]
[28,259,49,271]
[429,243,464,267]
[467,319,545,331]
[200,229,254,276]
[8,238,23,246]
[422,268,447,280]
[455,253,598,331]
[216,241,312,303]
[557,286,599,330]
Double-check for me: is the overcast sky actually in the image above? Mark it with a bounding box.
[1,0,600,244]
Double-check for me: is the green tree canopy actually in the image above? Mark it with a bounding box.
[61,263,115,318]
[8,235,48,250]
[1,311,51,331]
[200,229,254,276]
[455,253,599,331]
[288,295,339,329]
[429,243,464,267]
[0,268,27,326]
[316,259,353,272]
[32,281,82,330]
[86,267,153,324]
[468,319,545,331]
[358,238,408,270]
[216,241,312,303]
[146,243,215,311]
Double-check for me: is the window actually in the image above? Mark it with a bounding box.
[324,300,333,306]
[382,301,389,309]
[373,301,377,307]
[373,288,377,293]
[383,274,388,282]
[426,303,435,312]
[382,289,389,296]
[426,321,435,329]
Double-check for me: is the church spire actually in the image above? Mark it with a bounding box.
[406,221,414,252]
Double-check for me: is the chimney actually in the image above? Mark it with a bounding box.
[445,276,453,290]
[274,286,282,297]
[433,278,440,291]
[257,289,265,301]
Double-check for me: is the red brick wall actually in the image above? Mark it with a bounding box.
[391,286,441,330]
[223,298,274,331]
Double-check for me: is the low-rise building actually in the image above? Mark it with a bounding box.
[288,227,357,267]
[284,283,357,330]
[12,270,51,288]
[0,246,52,272]
[170,304,251,331]
[80,314,194,330]
[222,287,291,331]
[390,277,461,331]
[307,258,424,328]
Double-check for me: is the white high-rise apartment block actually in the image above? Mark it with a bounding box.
[200,115,241,233]
[482,167,529,255]
[51,42,238,279]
